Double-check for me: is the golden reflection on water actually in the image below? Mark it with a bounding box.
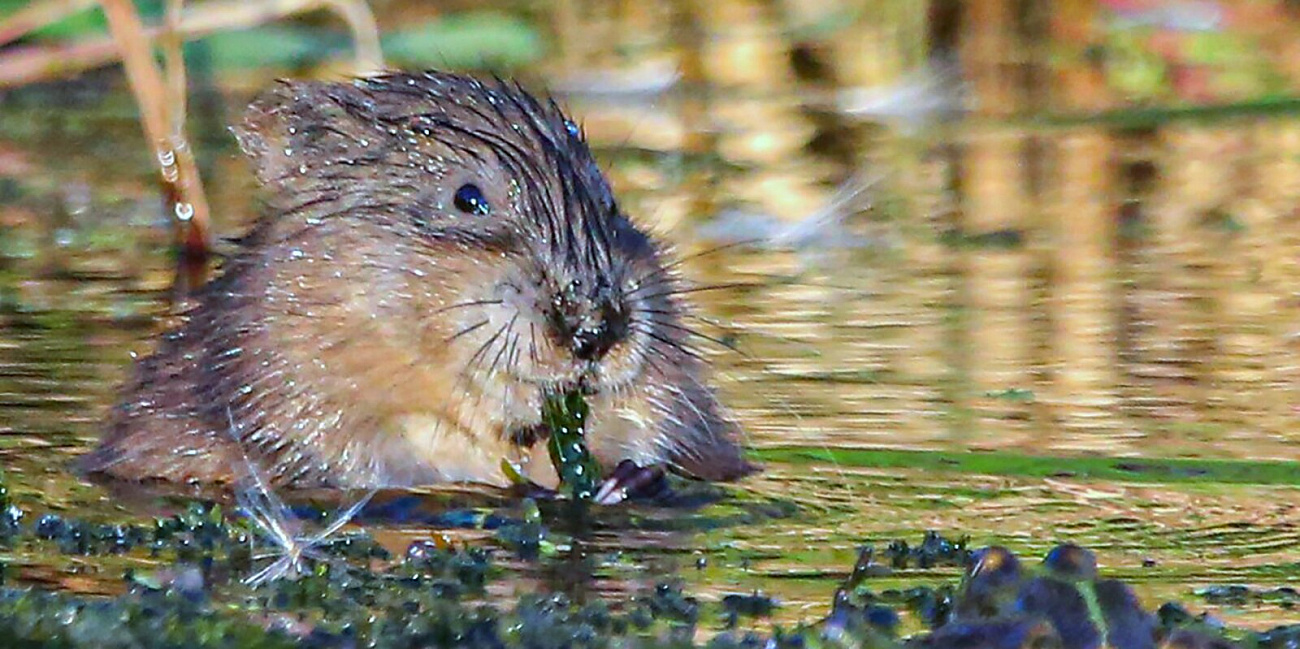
[538,0,1300,461]
[674,116,1300,462]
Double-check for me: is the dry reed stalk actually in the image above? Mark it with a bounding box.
[0,0,96,47]
[174,0,382,72]
[963,0,1016,117]
[316,0,382,73]
[2,0,385,257]
[1142,127,1215,421]
[99,0,211,257]
[0,38,121,87]
[1214,123,1290,438]
[0,0,384,86]
[163,0,187,139]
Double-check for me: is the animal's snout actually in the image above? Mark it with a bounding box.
[551,282,630,362]
[570,299,629,361]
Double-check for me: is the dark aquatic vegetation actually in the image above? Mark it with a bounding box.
[0,517,1285,648]
[886,531,973,570]
[492,497,551,561]
[1195,585,1300,608]
[720,591,778,627]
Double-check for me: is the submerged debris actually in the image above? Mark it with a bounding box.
[238,486,376,587]
[224,405,380,586]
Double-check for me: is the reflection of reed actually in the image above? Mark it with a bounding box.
[1208,122,1300,447]
[1045,130,1122,449]
[952,0,1036,448]
[1251,123,1300,446]
[956,129,1035,447]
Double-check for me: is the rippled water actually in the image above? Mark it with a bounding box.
[1,65,1299,632]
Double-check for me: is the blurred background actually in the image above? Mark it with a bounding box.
[1,0,1300,629]
[2,0,1296,457]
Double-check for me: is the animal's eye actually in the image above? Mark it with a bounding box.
[453,183,490,216]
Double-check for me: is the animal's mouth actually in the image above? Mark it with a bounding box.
[507,360,610,397]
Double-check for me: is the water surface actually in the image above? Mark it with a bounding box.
[2,2,1300,633]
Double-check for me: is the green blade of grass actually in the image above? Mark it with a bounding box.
[752,447,1300,486]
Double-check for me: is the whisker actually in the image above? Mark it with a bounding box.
[631,325,705,362]
[633,335,679,390]
[225,407,294,545]
[641,318,753,359]
[487,314,520,379]
[428,299,503,316]
[631,239,764,290]
[631,281,764,302]
[465,321,510,378]
[527,322,539,367]
[445,319,490,343]
[633,272,865,299]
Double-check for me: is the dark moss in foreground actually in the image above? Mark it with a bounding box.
[0,488,1293,649]
[0,587,302,649]
[1195,585,1300,608]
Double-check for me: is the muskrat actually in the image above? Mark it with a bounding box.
[79,71,755,498]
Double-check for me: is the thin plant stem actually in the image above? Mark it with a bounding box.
[98,0,211,257]
[0,0,97,47]
[317,0,383,74]
[162,0,187,139]
[0,0,386,254]
[0,0,384,86]
[0,39,122,87]
[223,406,377,586]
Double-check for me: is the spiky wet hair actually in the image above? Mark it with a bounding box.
[233,71,651,281]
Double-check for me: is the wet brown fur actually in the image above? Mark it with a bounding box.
[81,71,755,490]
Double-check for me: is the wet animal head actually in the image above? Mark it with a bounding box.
[231,71,753,481]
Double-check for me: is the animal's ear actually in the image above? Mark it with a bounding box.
[233,78,446,213]
[231,80,366,195]
[232,81,307,187]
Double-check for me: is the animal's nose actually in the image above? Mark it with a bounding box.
[571,298,629,361]
[554,293,629,362]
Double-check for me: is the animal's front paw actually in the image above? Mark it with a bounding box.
[593,460,668,505]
